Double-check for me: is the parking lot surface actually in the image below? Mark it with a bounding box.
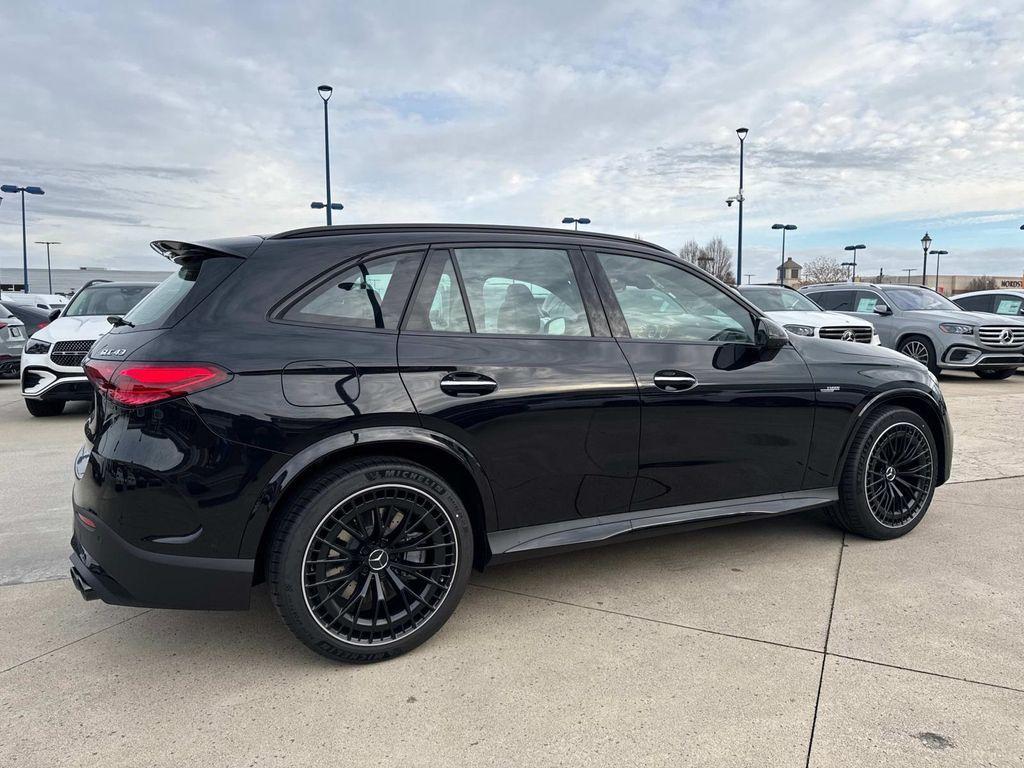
[1,373,1022,767]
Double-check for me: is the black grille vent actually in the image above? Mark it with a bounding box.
[818,326,873,343]
[50,339,96,367]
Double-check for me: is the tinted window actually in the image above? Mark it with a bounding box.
[283,252,423,329]
[811,290,855,311]
[406,253,471,333]
[852,291,884,312]
[63,285,155,317]
[995,296,1023,315]
[954,295,993,312]
[598,253,754,343]
[452,248,590,336]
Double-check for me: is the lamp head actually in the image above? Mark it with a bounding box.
[921,232,932,250]
[577,217,591,225]
[562,217,574,224]
[785,224,797,231]
[772,223,784,230]
[318,84,333,101]
[311,202,325,209]
[1,185,20,193]
[736,127,748,139]
[25,186,44,195]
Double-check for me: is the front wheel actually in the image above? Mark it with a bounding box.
[897,335,940,375]
[268,457,474,663]
[975,369,1015,380]
[25,398,65,417]
[828,406,938,540]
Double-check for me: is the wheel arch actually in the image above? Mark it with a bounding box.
[243,428,497,579]
[832,389,950,487]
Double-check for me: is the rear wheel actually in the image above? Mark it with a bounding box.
[268,457,473,663]
[24,398,65,417]
[975,369,1015,380]
[897,335,940,375]
[828,406,937,540]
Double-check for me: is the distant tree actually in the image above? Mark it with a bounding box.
[701,236,736,285]
[801,256,848,285]
[677,239,702,265]
[964,275,997,292]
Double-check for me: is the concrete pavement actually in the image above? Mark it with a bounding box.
[1,372,1022,767]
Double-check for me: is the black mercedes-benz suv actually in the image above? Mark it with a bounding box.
[70,224,952,663]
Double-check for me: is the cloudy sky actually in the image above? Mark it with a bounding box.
[2,0,1023,282]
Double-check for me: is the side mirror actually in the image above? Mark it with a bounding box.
[48,308,61,321]
[755,316,789,351]
[873,303,891,316]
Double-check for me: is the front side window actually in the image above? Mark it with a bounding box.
[64,285,155,317]
[282,252,422,329]
[452,248,590,336]
[598,253,754,343]
[995,295,1023,315]
[853,291,884,313]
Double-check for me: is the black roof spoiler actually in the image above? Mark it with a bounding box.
[150,236,264,262]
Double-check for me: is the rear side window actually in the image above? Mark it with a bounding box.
[811,290,854,311]
[954,295,991,312]
[452,248,590,336]
[122,257,240,331]
[282,251,423,329]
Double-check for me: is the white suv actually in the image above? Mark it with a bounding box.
[737,284,880,345]
[20,281,156,416]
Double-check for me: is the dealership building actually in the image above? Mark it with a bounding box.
[852,274,1024,296]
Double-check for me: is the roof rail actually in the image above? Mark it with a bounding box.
[266,223,673,254]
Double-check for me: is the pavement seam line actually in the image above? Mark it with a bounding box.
[0,609,152,675]
[943,473,1024,486]
[804,531,843,768]
[469,582,822,656]
[827,652,1024,696]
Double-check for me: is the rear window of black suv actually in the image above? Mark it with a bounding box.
[122,256,240,331]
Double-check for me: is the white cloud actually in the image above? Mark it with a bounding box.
[0,0,1022,281]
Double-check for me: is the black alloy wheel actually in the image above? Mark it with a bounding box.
[302,484,458,646]
[828,406,937,540]
[863,422,934,528]
[269,457,473,663]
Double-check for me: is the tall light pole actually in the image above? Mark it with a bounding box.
[317,84,336,225]
[771,223,797,285]
[744,273,754,284]
[734,127,748,284]
[561,217,591,231]
[929,249,948,291]
[34,241,60,293]
[903,268,914,284]
[920,232,932,286]
[1,184,45,293]
[843,244,866,282]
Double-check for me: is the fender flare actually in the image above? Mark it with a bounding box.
[830,386,951,486]
[237,426,498,558]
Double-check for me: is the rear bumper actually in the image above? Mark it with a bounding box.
[70,507,253,610]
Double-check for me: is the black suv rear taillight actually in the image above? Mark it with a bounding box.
[83,360,231,407]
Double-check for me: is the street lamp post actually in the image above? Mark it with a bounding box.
[771,223,797,285]
[841,261,856,281]
[1,184,45,293]
[317,84,336,225]
[561,217,591,231]
[903,268,914,284]
[744,273,753,284]
[929,249,948,291]
[34,241,60,293]
[843,244,866,282]
[920,232,932,286]
[734,127,748,284]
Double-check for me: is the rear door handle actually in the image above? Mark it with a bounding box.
[653,370,698,392]
[440,372,498,396]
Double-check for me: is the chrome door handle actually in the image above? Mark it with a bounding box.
[652,370,698,392]
[440,372,498,396]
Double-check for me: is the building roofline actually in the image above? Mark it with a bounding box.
[265,223,673,254]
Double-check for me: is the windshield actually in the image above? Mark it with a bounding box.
[741,287,821,312]
[884,287,960,311]
[63,285,155,317]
